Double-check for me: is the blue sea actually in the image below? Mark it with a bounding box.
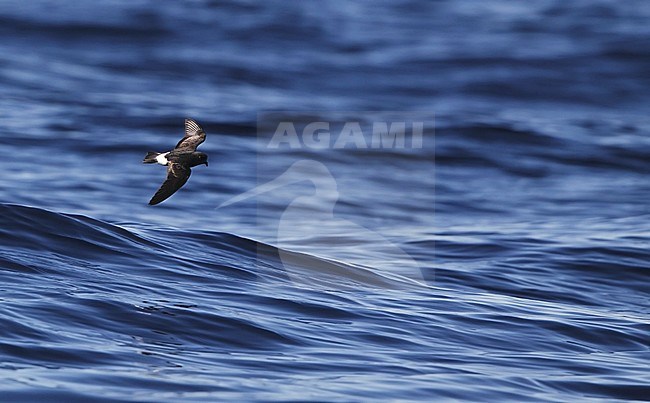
[1,1,649,401]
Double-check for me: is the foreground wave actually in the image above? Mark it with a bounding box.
[0,203,426,290]
[0,203,648,401]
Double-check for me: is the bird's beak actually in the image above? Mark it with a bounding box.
[205,161,209,167]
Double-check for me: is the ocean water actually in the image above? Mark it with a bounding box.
[1,0,649,401]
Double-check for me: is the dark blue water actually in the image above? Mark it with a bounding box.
[1,1,649,401]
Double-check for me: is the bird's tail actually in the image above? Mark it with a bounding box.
[143,151,160,164]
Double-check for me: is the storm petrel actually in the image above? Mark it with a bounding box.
[143,118,209,205]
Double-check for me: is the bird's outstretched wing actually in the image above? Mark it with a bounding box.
[174,118,206,151]
[149,162,192,205]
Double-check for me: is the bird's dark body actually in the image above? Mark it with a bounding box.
[167,151,208,167]
[142,150,207,166]
[143,118,209,205]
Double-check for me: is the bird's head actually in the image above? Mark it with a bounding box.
[193,152,209,167]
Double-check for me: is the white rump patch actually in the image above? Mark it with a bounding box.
[156,152,169,165]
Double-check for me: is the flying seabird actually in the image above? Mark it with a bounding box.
[143,118,209,205]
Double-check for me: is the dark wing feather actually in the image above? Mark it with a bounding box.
[148,163,192,205]
[174,118,206,151]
